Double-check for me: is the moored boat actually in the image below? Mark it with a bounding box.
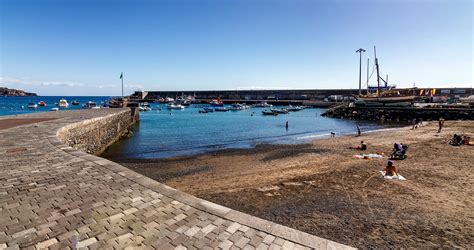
[210,99,224,107]
[203,107,214,112]
[271,108,289,114]
[58,99,69,108]
[228,103,244,111]
[167,103,185,109]
[38,101,46,107]
[254,101,273,107]
[50,107,59,111]
[262,110,278,116]
[27,102,37,109]
[71,100,79,105]
[83,101,100,109]
[214,107,228,112]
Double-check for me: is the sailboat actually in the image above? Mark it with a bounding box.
[356,47,415,104]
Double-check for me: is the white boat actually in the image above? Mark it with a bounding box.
[58,99,69,108]
[254,102,272,107]
[83,101,100,109]
[50,107,59,111]
[167,103,185,109]
[228,103,244,111]
[27,102,37,109]
[214,107,229,112]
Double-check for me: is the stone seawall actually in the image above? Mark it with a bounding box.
[57,108,138,155]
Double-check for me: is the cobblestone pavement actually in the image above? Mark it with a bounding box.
[0,109,353,249]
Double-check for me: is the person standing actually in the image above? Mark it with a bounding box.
[437,118,444,133]
[285,121,289,130]
[357,125,361,136]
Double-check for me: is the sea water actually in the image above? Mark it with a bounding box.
[101,104,391,159]
[0,96,111,116]
[0,98,392,159]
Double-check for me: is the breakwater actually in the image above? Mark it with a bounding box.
[58,108,139,155]
[322,104,474,121]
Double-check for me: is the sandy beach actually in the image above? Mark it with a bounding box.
[112,120,474,248]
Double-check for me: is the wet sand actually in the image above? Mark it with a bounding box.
[110,121,474,248]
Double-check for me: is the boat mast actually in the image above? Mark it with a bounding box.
[366,58,369,95]
[374,46,381,96]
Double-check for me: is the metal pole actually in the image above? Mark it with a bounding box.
[366,58,369,95]
[356,48,366,96]
[359,52,362,95]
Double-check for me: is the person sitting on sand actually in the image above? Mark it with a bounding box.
[350,141,367,150]
[385,161,398,177]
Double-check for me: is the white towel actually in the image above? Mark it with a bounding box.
[379,171,406,180]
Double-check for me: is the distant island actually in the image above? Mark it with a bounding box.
[0,87,37,96]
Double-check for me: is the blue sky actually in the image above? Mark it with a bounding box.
[1,0,472,96]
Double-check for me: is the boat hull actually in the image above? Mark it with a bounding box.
[356,96,415,103]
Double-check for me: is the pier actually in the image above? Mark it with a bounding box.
[0,109,351,249]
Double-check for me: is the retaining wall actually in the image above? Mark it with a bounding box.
[57,108,138,155]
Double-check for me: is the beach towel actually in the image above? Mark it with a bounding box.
[352,153,384,159]
[379,171,406,180]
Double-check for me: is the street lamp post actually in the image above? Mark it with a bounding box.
[356,48,366,96]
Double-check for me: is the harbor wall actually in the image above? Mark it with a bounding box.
[133,87,473,101]
[57,108,139,155]
[322,105,474,121]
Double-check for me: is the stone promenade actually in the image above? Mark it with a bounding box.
[0,109,353,249]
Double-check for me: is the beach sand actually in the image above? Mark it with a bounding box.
[112,120,474,248]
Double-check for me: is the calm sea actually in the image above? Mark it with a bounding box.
[0,96,111,116]
[0,97,392,159]
[101,104,392,159]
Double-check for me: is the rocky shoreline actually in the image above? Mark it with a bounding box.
[0,87,37,96]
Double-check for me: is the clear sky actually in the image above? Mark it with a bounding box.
[1,0,472,96]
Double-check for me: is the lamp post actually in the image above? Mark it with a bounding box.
[356,48,366,96]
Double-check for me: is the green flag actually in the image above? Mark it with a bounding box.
[120,72,123,79]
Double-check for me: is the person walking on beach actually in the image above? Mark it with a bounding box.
[438,118,444,133]
[357,125,361,136]
[411,118,417,130]
[418,117,423,127]
[285,121,288,130]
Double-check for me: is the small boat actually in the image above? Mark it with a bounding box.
[262,110,278,116]
[228,103,244,111]
[71,100,79,105]
[254,101,273,107]
[214,107,228,112]
[138,106,151,111]
[271,108,289,114]
[58,99,69,108]
[167,103,185,109]
[210,99,224,107]
[199,109,208,113]
[27,102,37,109]
[287,105,303,112]
[83,101,100,109]
[38,101,46,107]
[50,107,59,111]
[203,107,214,112]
